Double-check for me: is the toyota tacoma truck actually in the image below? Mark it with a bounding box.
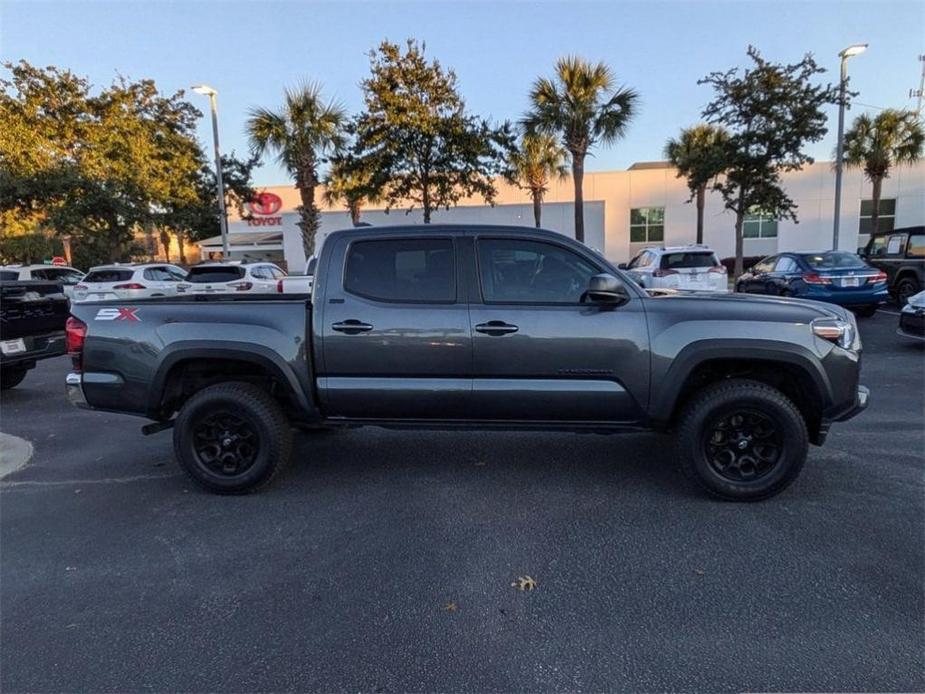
[65,225,869,500]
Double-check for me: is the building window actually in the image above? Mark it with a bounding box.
[630,207,664,243]
[743,209,778,239]
[859,198,896,235]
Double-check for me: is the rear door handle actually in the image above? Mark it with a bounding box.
[332,319,373,334]
[475,321,519,336]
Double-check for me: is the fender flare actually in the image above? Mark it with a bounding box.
[147,341,318,420]
[649,339,832,423]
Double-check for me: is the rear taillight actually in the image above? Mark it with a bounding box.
[653,269,679,277]
[802,273,832,285]
[708,266,727,274]
[230,281,253,292]
[66,317,87,371]
[113,283,146,290]
[867,271,887,284]
[277,279,284,293]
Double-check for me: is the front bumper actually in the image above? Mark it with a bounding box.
[65,372,90,409]
[833,385,870,422]
[898,309,925,341]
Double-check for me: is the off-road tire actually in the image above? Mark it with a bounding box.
[677,379,808,501]
[173,382,292,494]
[0,366,28,390]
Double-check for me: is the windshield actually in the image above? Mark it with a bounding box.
[800,252,866,270]
[186,266,246,283]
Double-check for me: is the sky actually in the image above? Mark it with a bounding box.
[2,0,923,187]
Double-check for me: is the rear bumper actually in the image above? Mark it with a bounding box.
[0,330,66,367]
[65,372,90,409]
[799,285,890,307]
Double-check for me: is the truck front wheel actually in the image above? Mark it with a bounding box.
[677,379,808,501]
[173,382,293,494]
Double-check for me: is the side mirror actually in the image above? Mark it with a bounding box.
[856,247,866,257]
[617,262,628,270]
[585,273,629,305]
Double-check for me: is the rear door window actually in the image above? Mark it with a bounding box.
[774,257,799,273]
[186,266,246,283]
[83,269,134,283]
[345,238,456,303]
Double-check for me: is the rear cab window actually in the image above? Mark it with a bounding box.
[186,266,246,283]
[0,270,19,280]
[84,269,134,283]
[345,238,456,303]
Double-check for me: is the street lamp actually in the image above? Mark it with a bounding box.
[191,84,230,259]
[832,43,867,251]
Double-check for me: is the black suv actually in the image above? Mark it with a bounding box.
[861,226,924,305]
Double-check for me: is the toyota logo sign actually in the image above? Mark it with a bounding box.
[248,192,283,216]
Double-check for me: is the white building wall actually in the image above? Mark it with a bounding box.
[227,160,924,269]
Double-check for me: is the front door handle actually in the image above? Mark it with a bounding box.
[475,321,519,336]
[332,319,373,335]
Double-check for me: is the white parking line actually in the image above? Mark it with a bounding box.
[876,309,901,316]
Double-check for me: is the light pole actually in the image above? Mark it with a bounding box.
[191,84,230,259]
[832,43,867,251]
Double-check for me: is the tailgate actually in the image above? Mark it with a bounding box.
[0,281,69,340]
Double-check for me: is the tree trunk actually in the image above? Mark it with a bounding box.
[175,231,187,265]
[870,175,883,235]
[297,180,319,259]
[422,179,431,224]
[572,155,585,243]
[349,201,362,227]
[532,189,542,228]
[695,184,706,246]
[159,230,171,261]
[732,186,747,279]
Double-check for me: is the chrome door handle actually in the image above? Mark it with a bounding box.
[332,320,373,334]
[475,321,519,336]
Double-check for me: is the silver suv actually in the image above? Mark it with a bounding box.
[621,245,728,292]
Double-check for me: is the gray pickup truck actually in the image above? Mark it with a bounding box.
[65,225,868,500]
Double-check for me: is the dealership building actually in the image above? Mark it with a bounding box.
[199,159,925,271]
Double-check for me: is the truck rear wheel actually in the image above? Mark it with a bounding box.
[173,382,292,494]
[677,379,808,501]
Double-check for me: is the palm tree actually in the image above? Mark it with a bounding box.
[246,83,346,258]
[524,56,638,243]
[664,124,730,245]
[322,156,380,227]
[505,132,569,228]
[842,109,924,234]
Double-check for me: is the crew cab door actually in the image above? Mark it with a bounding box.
[467,235,649,422]
[317,233,471,419]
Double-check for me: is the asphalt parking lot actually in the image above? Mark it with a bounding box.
[1,309,922,693]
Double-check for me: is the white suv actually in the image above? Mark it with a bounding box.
[622,246,728,292]
[74,264,188,302]
[179,262,286,295]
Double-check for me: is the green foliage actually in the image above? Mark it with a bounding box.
[323,147,380,226]
[246,83,345,258]
[0,60,209,267]
[664,124,730,244]
[841,109,924,236]
[699,47,840,276]
[0,233,61,265]
[505,132,569,227]
[524,56,638,242]
[352,39,513,223]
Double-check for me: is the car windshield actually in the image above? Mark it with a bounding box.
[186,266,246,283]
[660,252,719,269]
[800,252,866,270]
[84,269,134,283]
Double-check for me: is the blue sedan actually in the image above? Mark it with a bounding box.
[735,251,889,316]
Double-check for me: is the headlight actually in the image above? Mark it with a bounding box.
[812,317,855,349]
